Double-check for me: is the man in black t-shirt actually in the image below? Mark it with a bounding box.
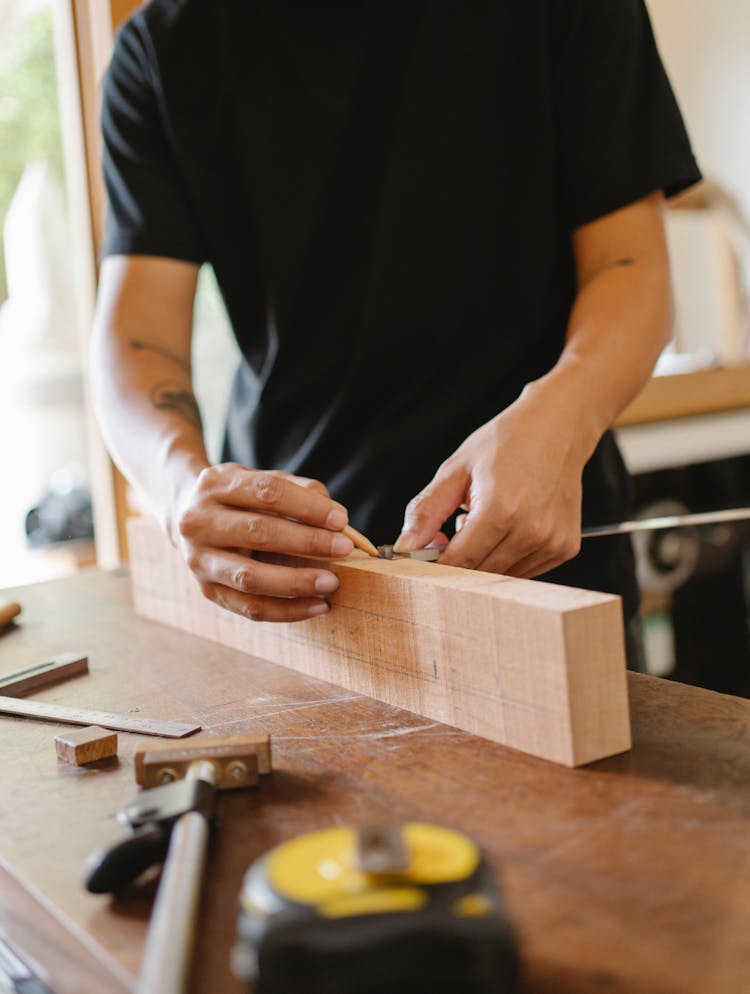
[92,1,700,633]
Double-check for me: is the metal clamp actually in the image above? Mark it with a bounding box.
[85,778,215,894]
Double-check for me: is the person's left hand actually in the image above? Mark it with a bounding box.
[393,380,592,579]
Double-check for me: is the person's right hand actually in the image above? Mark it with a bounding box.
[171,464,354,622]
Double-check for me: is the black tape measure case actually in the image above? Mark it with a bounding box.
[233,822,519,994]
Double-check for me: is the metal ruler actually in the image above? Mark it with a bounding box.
[0,696,201,738]
[582,507,750,539]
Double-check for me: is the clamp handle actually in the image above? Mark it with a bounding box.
[84,776,215,894]
[85,822,170,894]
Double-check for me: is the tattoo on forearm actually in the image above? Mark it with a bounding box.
[131,339,191,373]
[150,381,202,429]
[580,256,636,290]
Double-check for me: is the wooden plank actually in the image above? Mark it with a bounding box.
[69,0,140,261]
[58,0,143,568]
[0,652,89,697]
[617,362,750,426]
[127,516,630,767]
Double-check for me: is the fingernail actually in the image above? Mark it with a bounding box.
[393,531,417,554]
[327,505,348,530]
[331,534,354,556]
[307,601,330,617]
[315,573,339,594]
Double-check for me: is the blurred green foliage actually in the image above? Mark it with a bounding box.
[0,5,63,303]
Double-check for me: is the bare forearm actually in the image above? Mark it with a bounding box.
[524,192,672,463]
[92,334,208,520]
[90,256,208,530]
[528,255,672,462]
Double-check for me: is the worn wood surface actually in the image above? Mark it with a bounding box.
[0,570,748,994]
[128,517,630,767]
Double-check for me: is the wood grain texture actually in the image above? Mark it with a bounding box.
[0,570,747,994]
[127,516,630,767]
[54,726,117,765]
[0,652,89,697]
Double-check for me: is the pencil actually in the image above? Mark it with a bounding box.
[0,601,21,629]
[342,523,380,557]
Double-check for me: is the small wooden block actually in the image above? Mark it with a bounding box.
[0,601,21,629]
[55,725,118,765]
[134,733,271,789]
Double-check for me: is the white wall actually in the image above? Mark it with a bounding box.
[649,0,750,219]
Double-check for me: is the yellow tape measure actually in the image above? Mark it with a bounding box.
[234,822,518,994]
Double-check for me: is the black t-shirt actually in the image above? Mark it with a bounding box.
[101,0,701,618]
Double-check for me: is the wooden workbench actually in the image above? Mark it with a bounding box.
[0,570,748,994]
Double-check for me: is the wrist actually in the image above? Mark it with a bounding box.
[520,361,608,465]
[159,442,210,545]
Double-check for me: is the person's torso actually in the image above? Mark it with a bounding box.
[137,0,637,610]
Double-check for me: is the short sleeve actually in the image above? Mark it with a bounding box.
[100,18,206,263]
[555,0,702,231]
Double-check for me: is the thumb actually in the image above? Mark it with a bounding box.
[393,464,468,553]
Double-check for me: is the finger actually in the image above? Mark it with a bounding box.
[429,531,450,549]
[394,464,469,553]
[198,466,347,529]
[455,513,468,533]
[193,548,341,598]
[483,551,559,580]
[180,508,354,558]
[201,581,331,623]
[439,509,511,570]
[275,472,330,498]
[490,541,578,580]
[475,531,552,576]
[477,530,580,579]
[510,556,563,580]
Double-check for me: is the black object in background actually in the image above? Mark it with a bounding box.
[633,455,750,698]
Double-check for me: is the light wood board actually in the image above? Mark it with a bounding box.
[617,362,750,426]
[127,517,630,766]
